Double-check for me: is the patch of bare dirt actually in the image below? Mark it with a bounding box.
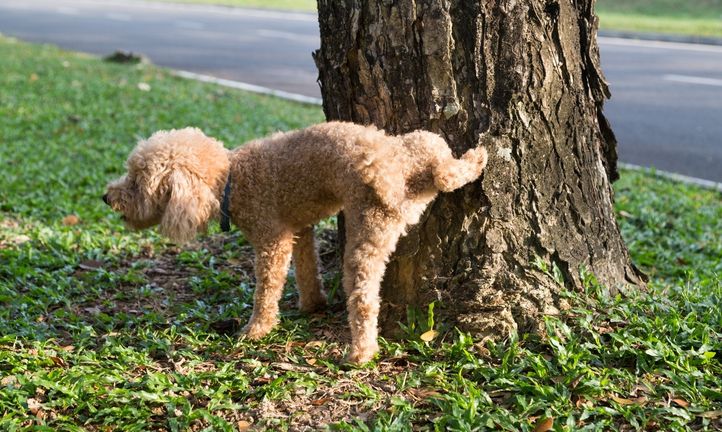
[71,233,255,322]
[67,229,434,429]
[0,215,31,249]
[65,229,343,335]
[223,354,434,431]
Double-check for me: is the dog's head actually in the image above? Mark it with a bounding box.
[103,128,229,244]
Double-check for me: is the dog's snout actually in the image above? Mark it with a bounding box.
[102,194,109,205]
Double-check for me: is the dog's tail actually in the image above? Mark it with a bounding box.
[432,146,488,192]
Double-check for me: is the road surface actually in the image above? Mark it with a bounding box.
[1,0,720,182]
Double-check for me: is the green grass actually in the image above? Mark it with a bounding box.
[1,37,721,431]
[145,0,722,38]
[596,13,722,38]
[596,0,722,37]
[597,0,722,19]
[138,0,316,12]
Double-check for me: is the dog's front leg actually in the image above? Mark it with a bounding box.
[243,233,295,339]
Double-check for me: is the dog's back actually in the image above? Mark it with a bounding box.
[232,122,485,230]
[252,122,407,210]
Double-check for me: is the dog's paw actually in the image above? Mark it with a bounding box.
[345,342,379,364]
[242,321,274,340]
[298,295,327,314]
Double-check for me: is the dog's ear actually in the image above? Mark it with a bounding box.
[159,169,218,244]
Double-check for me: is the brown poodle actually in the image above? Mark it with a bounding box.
[103,122,487,363]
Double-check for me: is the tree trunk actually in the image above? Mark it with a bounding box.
[313,0,644,339]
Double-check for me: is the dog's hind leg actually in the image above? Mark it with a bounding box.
[243,232,295,339]
[432,146,488,192]
[293,226,327,313]
[342,208,406,363]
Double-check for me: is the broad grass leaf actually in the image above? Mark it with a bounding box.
[644,348,662,358]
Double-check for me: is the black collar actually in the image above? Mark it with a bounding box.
[220,173,232,232]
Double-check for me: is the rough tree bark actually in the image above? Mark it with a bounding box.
[313,0,644,338]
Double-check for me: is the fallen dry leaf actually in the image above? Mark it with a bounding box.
[273,362,299,371]
[62,215,80,226]
[237,420,252,431]
[700,410,722,419]
[631,383,653,396]
[49,356,66,368]
[84,306,102,315]
[311,398,331,406]
[2,234,31,247]
[252,377,271,386]
[596,326,615,334]
[26,398,41,414]
[570,373,585,389]
[409,388,441,400]
[305,340,324,349]
[672,398,689,408]
[611,395,635,405]
[146,267,169,275]
[78,260,104,271]
[420,330,438,342]
[533,416,554,432]
[618,210,634,218]
[284,341,305,353]
[609,395,648,406]
[1,376,17,386]
[474,343,491,358]
[633,396,648,405]
[574,395,593,409]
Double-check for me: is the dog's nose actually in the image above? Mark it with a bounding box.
[102,194,109,205]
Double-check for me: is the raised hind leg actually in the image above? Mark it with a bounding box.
[432,147,488,192]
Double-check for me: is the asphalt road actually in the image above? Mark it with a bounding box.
[1,0,721,182]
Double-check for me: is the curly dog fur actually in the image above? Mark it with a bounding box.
[104,121,487,363]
